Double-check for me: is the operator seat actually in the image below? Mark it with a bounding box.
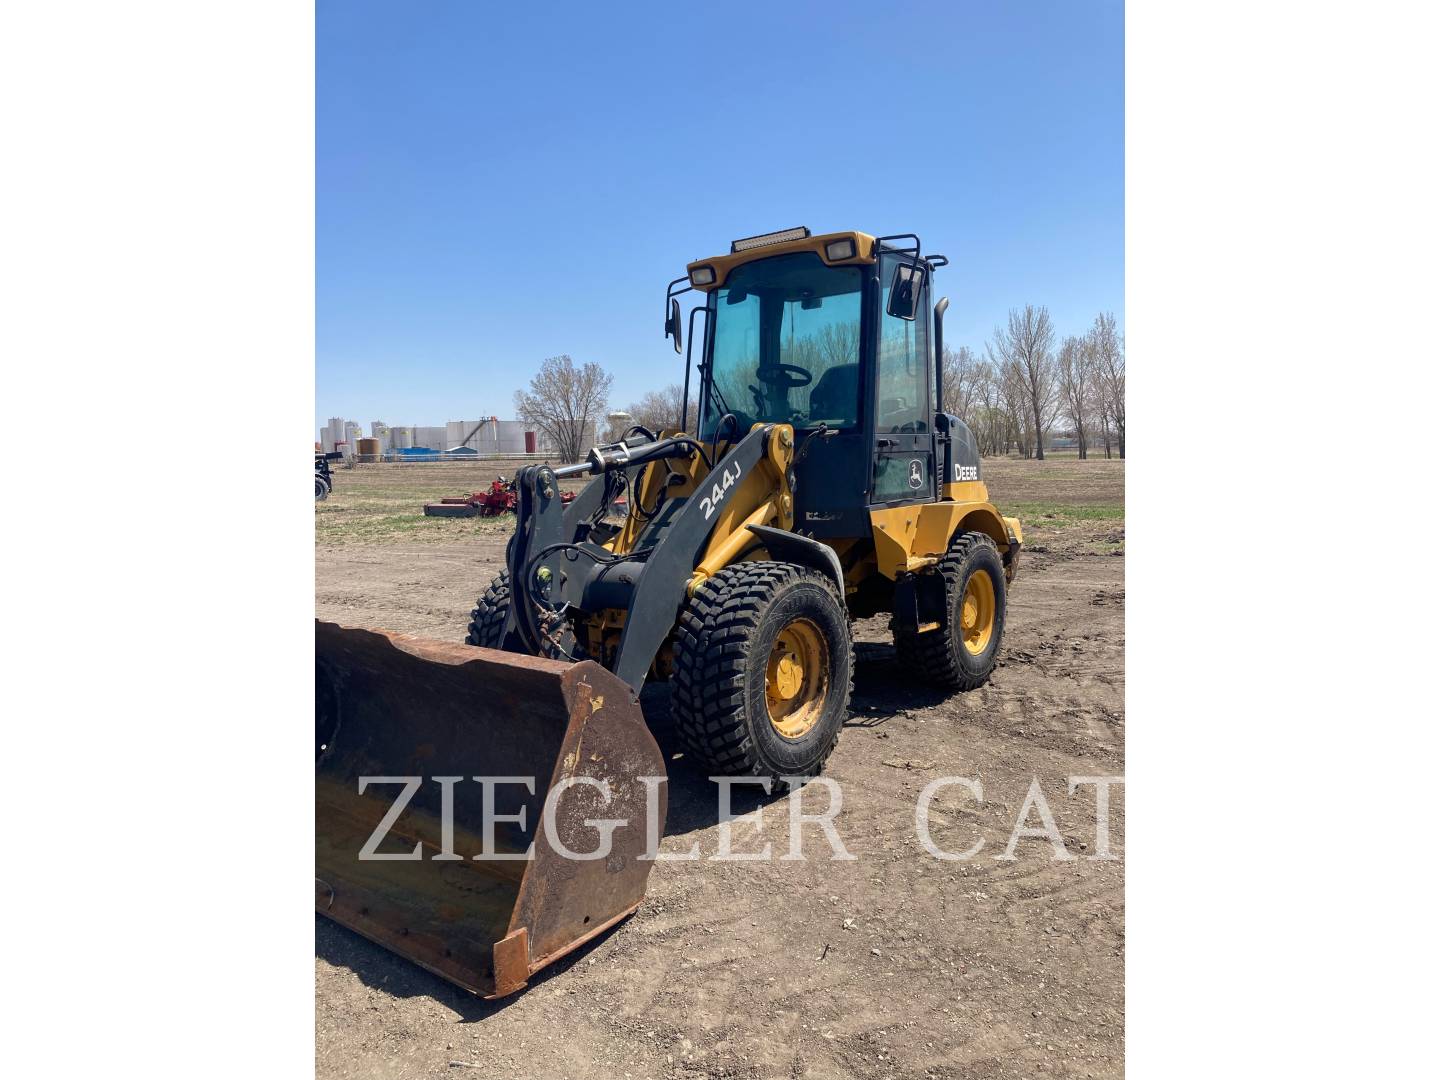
[808,364,858,424]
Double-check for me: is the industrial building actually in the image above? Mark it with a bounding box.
[318,417,597,460]
[319,417,364,455]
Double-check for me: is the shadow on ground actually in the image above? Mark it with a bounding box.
[315,912,629,1021]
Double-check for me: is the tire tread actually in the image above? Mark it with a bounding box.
[671,561,853,779]
[465,571,511,647]
[894,531,1004,690]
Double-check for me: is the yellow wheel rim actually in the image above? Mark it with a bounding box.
[960,570,996,655]
[765,618,829,739]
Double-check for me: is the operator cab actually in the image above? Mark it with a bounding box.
[671,227,975,539]
[699,250,863,435]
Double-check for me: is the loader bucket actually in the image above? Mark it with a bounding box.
[315,621,667,998]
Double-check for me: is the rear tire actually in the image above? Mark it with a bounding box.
[465,571,511,648]
[894,530,1006,690]
[315,475,330,501]
[672,561,853,781]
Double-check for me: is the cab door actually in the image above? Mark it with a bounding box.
[870,253,935,506]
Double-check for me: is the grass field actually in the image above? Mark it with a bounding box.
[315,455,1124,550]
[313,461,577,546]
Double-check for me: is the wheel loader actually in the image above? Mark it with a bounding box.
[316,226,1023,998]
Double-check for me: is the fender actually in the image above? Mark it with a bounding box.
[871,497,1019,579]
[745,524,845,597]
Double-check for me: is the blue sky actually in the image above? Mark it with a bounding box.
[317,0,1123,431]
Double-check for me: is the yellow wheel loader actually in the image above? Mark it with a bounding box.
[316,226,1023,997]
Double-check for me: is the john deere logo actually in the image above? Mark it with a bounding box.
[908,460,923,489]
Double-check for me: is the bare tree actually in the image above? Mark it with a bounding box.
[998,356,1034,458]
[992,305,1058,460]
[984,343,1018,456]
[944,346,1021,458]
[1087,354,1113,458]
[514,354,613,463]
[817,321,861,368]
[1088,312,1125,458]
[940,345,984,426]
[1056,335,1092,459]
[1094,383,1114,458]
[618,384,695,435]
[974,358,1006,456]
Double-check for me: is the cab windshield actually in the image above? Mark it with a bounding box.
[701,251,862,437]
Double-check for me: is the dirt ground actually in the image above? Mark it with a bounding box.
[315,455,1125,1079]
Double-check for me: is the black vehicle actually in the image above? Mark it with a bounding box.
[315,451,342,501]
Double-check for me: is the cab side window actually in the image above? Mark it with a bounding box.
[876,255,931,433]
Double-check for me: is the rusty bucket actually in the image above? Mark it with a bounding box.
[315,621,667,997]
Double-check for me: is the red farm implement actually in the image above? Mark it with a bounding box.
[423,477,575,518]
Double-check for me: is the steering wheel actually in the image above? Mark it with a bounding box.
[756,364,813,389]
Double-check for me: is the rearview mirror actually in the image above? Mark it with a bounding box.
[664,297,682,354]
[886,261,923,321]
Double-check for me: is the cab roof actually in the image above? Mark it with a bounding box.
[686,229,877,292]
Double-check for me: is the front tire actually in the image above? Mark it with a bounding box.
[315,475,330,501]
[672,561,853,781]
[894,530,1006,690]
[465,571,510,648]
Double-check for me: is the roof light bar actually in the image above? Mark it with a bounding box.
[730,226,811,253]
